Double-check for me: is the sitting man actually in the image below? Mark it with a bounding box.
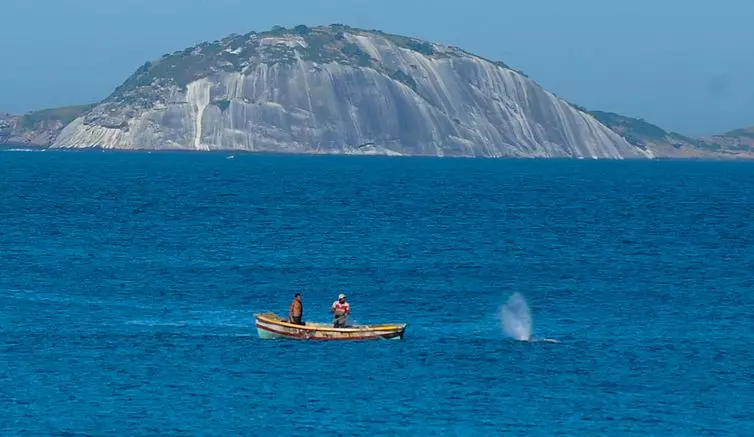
[331,293,350,328]
[288,293,304,325]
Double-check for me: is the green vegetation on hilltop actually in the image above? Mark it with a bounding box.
[102,23,541,113]
[585,109,754,154]
[20,104,95,129]
[722,127,754,139]
[108,24,445,105]
[339,43,372,66]
[589,110,668,139]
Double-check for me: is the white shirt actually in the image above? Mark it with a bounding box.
[332,300,350,315]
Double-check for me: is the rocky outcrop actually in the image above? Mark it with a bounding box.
[590,111,754,159]
[704,127,754,157]
[51,25,651,158]
[0,105,93,147]
[4,24,752,159]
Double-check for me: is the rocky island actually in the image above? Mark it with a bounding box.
[2,24,752,159]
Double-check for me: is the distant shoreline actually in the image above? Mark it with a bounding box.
[3,143,754,162]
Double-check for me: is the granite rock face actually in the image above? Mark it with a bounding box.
[51,25,652,158]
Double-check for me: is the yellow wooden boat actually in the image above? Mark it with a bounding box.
[254,312,407,341]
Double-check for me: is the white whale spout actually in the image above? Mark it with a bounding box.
[498,292,561,343]
[499,292,532,341]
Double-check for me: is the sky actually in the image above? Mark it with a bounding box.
[0,0,752,136]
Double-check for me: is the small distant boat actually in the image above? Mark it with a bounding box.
[254,312,407,341]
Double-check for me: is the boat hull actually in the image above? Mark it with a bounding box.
[254,312,406,341]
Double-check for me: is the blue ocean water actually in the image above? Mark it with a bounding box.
[1,151,753,435]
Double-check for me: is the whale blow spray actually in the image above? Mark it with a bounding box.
[499,292,532,341]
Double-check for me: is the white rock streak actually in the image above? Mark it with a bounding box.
[186,79,212,150]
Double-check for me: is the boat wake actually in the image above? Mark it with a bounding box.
[498,292,560,343]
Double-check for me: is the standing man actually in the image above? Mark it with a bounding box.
[331,293,350,328]
[289,293,304,325]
